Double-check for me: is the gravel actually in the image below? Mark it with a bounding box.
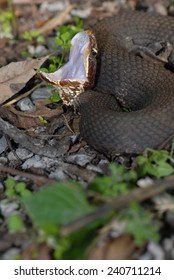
[16,97,36,112]
[0,136,8,154]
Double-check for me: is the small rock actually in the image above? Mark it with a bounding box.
[35,45,48,57]
[7,151,18,161]
[87,164,103,173]
[163,238,173,258]
[0,136,8,154]
[27,45,35,55]
[66,153,95,166]
[0,201,19,218]
[22,155,45,169]
[137,177,153,188]
[22,155,59,170]
[15,148,33,160]
[147,242,165,260]
[0,240,10,252]
[40,1,65,13]
[31,87,52,103]
[49,168,68,181]
[0,156,8,165]
[71,7,92,18]
[16,97,36,112]
[165,210,174,228]
[138,252,152,260]
[1,248,20,260]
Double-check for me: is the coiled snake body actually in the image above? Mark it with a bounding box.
[40,11,174,155]
[79,11,174,154]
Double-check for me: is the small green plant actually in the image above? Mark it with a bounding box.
[21,30,45,57]
[50,89,61,103]
[0,10,13,38]
[38,115,48,124]
[90,163,137,197]
[5,177,32,198]
[7,214,24,233]
[0,0,17,38]
[55,16,83,49]
[21,50,32,58]
[121,201,159,245]
[136,148,174,178]
[40,56,65,74]
[22,30,45,44]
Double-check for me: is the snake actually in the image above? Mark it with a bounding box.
[39,11,174,155]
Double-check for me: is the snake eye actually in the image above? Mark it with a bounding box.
[91,48,97,57]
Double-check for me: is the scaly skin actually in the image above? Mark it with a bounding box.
[79,11,174,154]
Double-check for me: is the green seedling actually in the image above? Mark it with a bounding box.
[38,115,48,124]
[5,177,32,198]
[136,148,174,178]
[0,10,13,38]
[90,163,137,197]
[7,214,24,233]
[22,30,45,44]
[122,201,159,245]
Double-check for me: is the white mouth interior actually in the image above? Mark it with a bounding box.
[40,31,89,81]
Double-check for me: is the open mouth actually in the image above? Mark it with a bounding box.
[39,30,98,105]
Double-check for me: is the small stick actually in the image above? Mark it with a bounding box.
[61,175,174,235]
[0,165,55,186]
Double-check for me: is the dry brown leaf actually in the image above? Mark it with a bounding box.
[0,104,63,129]
[88,235,136,260]
[0,56,48,104]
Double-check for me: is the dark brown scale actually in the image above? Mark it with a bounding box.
[79,11,174,154]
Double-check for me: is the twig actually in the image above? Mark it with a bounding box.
[0,165,55,186]
[37,4,74,35]
[60,175,174,235]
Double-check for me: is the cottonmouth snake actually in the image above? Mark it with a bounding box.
[41,11,174,155]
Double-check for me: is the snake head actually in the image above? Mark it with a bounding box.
[39,30,98,106]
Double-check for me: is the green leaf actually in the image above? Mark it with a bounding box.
[152,162,173,178]
[38,115,48,124]
[90,164,135,197]
[39,67,49,73]
[50,91,61,103]
[61,31,72,43]
[123,201,159,245]
[22,181,95,228]
[136,155,148,165]
[15,182,26,193]
[22,31,32,41]
[5,177,15,189]
[5,188,16,197]
[55,37,63,46]
[7,214,24,233]
[136,148,174,178]
[5,177,16,197]
[20,189,32,198]
[59,25,67,34]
